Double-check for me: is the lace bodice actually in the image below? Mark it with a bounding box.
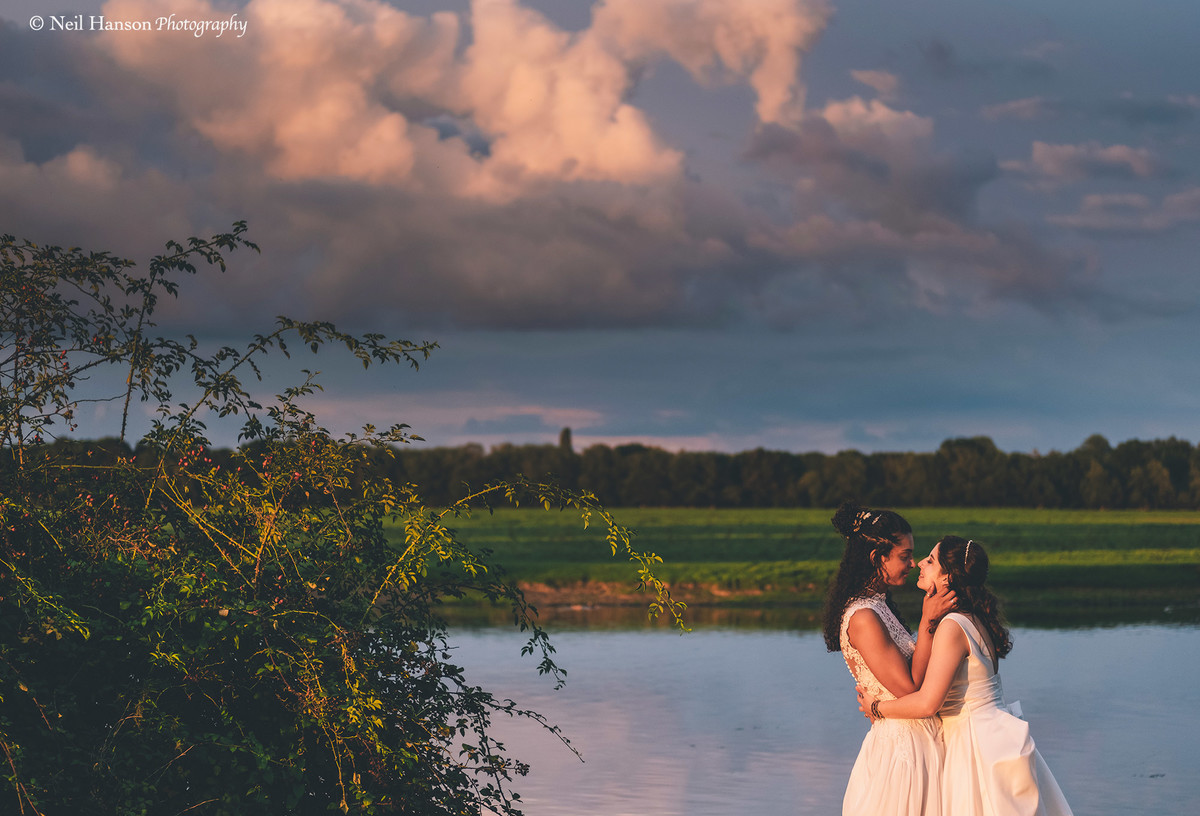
[839,593,915,701]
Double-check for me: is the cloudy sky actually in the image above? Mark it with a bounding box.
[3,0,1199,454]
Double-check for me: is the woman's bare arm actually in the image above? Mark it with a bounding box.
[912,585,956,686]
[846,608,920,698]
[860,619,968,719]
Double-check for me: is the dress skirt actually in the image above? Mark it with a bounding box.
[941,701,1073,816]
[843,716,944,816]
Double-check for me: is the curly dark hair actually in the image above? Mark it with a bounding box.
[928,535,1012,659]
[821,501,913,652]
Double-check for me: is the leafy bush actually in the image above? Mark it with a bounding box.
[0,226,683,814]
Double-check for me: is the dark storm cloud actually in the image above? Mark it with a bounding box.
[740,116,1106,320]
[0,20,120,161]
[0,83,95,162]
[747,119,997,228]
[0,6,1032,335]
[106,169,782,334]
[0,0,1191,342]
[748,119,891,188]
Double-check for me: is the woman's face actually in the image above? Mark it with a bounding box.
[916,543,948,593]
[875,533,915,587]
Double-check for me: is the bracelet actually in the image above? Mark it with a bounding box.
[871,700,882,720]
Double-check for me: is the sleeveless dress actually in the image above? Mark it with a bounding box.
[840,594,943,816]
[938,612,1073,816]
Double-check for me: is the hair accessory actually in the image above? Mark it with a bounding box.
[965,539,974,560]
[853,509,873,532]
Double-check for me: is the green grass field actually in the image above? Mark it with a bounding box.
[392,507,1200,625]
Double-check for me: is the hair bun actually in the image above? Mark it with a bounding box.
[831,501,865,537]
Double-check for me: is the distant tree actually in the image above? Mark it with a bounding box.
[0,227,683,815]
[283,434,1200,511]
[1128,460,1176,509]
[1079,433,1112,458]
[815,450,869,508]
[878,451,935,506]
[668,451,723,507]
[1016,461,1064,508]
[617,445,674,506]
[1081,459,1122,509]
[579,443,621,506]
[735,448,799,507]
[935,437,1008,505]
[1150,437,1193,496]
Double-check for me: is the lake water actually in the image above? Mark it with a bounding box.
[451,620,1200,815]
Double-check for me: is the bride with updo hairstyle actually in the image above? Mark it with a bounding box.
[822,501,953,816]
[823,502,917,653]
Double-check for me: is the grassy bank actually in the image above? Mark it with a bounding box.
[397,507,1200,625]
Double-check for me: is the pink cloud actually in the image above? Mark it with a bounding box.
[1050,188,1200,234]
[1003,140,1167,182]
[97,0,831,193]
[592,0,831,125]
[850,70,900,100]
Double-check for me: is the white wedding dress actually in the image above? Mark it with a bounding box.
[938,612,1073,816]
[840,594,943,816]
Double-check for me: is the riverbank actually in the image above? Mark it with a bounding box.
[417,507,1200,627]
[437,579,1200,628]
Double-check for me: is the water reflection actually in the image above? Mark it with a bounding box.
[441,602,826,630]
[452,624,1200,816]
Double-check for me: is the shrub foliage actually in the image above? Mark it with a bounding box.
[0,225,684,814]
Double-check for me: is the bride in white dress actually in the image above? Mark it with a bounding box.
[823,503,955,816]
[858,536,1073,816]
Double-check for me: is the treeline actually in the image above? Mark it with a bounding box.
[45,431,1200,509]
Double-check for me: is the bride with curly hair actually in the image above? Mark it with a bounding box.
[857,535,1073,815]
[822,502,955,816]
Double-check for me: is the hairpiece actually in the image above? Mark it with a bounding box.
[853,509,873,532]
[965,539,974,560]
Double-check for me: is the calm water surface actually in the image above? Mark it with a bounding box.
[452,622,1200,816]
